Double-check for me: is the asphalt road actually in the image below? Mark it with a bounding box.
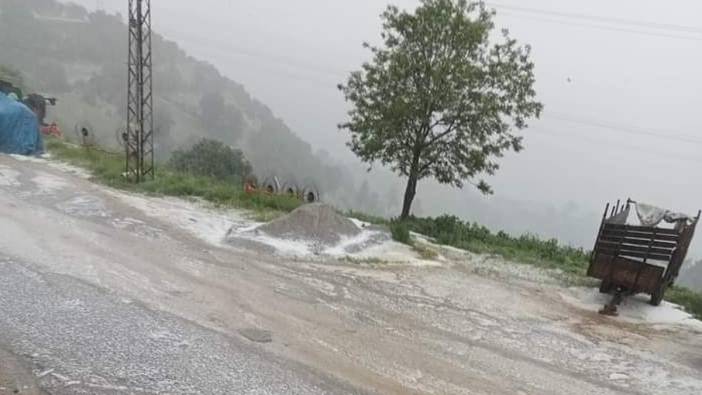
[0,156,362,394]
[0,255,361,395]
[1,154,701,395]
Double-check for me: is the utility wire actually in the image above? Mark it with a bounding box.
[497,11,702,42]
[545,113,702,145]
[487,2,702,34]
[530,127,702,166]
[192,41,346,80]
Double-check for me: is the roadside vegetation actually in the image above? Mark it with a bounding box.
[46,138,302,221]
[357,213,589,275]
[404,215,590,275]
[46,138,702,319]
[666,287,702,320]
[347,212,702,318]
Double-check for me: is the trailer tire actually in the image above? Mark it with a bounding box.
[599,280,614,294]
[650,285,666,306]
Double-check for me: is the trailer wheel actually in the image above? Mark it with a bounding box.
[650,285,666,306]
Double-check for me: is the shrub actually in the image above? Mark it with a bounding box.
[169,139,252,184]
[399,215,590,274]
[390,221,412,245]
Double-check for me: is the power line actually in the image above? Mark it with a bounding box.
[497,11,702,42]
[166,37,346,88]
[168,32,348,79]
[530,127,702,166]
[545,113,702,145]
[487,2,702,34]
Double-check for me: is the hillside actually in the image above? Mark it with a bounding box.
[0,0,354,203]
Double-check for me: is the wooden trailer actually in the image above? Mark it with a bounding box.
[588,199,700,313]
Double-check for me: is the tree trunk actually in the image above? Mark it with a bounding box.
[400,172,418,220]
[400,145,423,220]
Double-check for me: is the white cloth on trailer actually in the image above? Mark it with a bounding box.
[635,202,690,227]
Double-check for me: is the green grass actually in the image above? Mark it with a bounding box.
[348,211,589,275]
[400,215,589,275]
[346,210,389,226]
[46,139,702,319]
[389,221,412,245]
[413,243,439,260]
[340,256,388,265]
[46,139,302,220]
[665,287,702,320]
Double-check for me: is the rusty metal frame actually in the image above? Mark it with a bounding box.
[127,0,154,182]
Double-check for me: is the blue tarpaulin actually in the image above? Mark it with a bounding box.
[0,92,43,155]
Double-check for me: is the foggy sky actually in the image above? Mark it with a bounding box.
[71,0,702,253]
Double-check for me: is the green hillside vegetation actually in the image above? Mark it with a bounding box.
[0,0,354,205]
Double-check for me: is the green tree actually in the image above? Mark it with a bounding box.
[169,139,252,183]
[0,65,24,92]
[339,0,542,219]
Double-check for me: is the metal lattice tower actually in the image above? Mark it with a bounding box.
[126,0,154,182]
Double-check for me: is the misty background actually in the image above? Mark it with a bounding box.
[2,0,701,284]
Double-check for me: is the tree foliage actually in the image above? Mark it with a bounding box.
[169,139,252,183]
[0,65,25,92]
[339,0,542,218]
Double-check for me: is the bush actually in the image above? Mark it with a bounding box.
[45,139,301,222]
[390,221,412,245]
[400,214,590,274]
[169,139,252,184]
